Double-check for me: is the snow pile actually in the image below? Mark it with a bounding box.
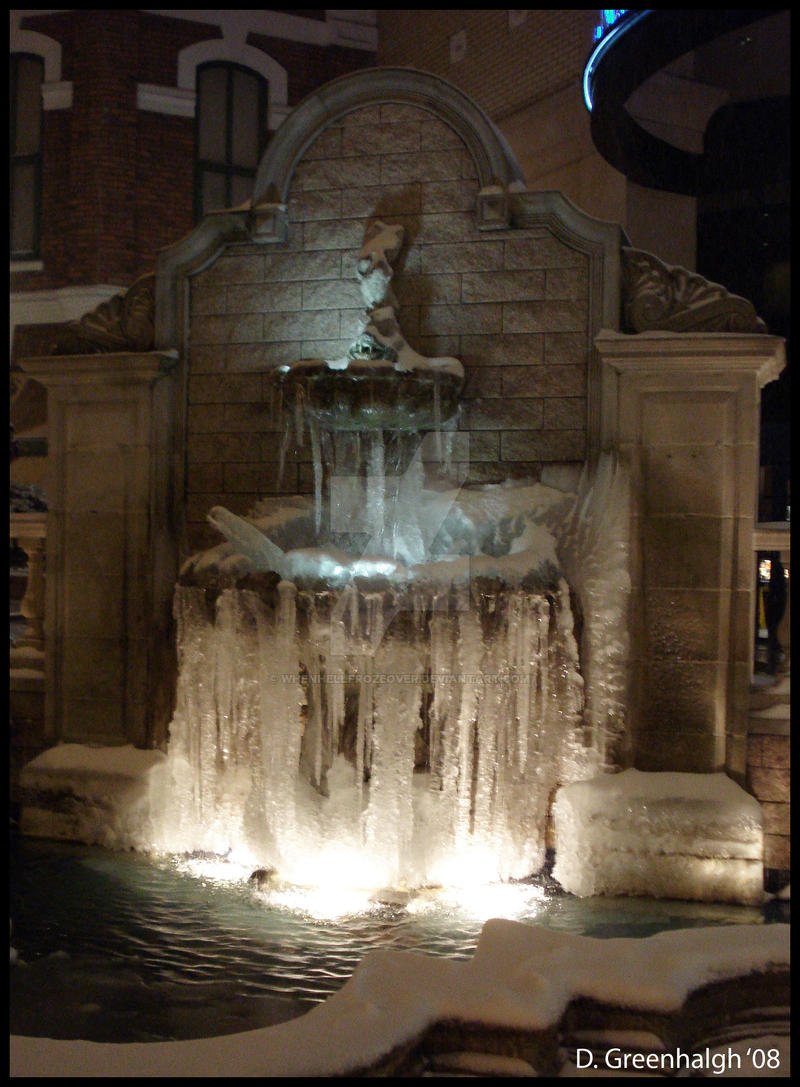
[18,744,168,851]
[10,919,789,1077]
[552,769,765,906]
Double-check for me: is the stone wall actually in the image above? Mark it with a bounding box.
[184,102,594,553]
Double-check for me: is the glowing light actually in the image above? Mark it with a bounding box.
[594,9,629,42]
[407,881,546,923]
[583,10,651,111]
[260,883,379,921]
[176,856,255,884]
[278,843,395,896]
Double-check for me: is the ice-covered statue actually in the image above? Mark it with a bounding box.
[209,218,467,569]
[337,218,462,377]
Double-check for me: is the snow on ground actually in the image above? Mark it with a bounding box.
[10,919,789,1077]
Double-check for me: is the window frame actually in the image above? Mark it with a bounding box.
[193,61,269,222]
[10,51,45,261]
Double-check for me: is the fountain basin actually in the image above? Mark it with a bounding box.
[269,358,463,431]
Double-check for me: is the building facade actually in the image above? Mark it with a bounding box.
[10,10,377,357]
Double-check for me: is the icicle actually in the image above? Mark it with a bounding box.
[433,378,443,463]
[366,431,385,543]
[443,429,454,478]
[293,385,305,447]
[309,417,323,535]
[277,417,291,490]
[355,653,371,815]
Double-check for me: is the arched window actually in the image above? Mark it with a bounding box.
[10,53,44,259]
[194,62,269,220]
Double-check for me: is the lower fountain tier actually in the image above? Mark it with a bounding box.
[268,359,463,431]
[156,574,591,887]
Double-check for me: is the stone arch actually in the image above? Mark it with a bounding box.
[251,66,527,208]
[10,23,62,81]
[177,38,289,131]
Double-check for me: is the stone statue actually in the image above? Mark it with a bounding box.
[331,219,462,378]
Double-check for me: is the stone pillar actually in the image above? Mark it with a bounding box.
[597,331,785,775]
[19,352,178,748]
[10,512,47,665]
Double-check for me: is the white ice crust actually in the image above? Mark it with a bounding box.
[553,769,765,905]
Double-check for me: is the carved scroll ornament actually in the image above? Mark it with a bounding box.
[51,273,155,354]
[621,248,767,334]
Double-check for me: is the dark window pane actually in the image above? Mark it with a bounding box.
[231,69,260,168]
[194,62,267,223]
[11,160,36,255]
[14,56,43,156]
[197,66,228,162]
[231,171,254,207]
[201,168,228,215]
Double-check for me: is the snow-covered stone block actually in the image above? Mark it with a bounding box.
[18,743,168,851]
[552,769,764,906]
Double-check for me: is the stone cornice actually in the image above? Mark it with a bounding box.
[19,350,178,385]
[595,328,786,387]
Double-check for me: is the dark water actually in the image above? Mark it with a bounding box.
[9,836,788,1043]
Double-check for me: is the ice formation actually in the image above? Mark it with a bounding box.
[156,461,632,889]
[154,218,633,891]
[552,769,765,905]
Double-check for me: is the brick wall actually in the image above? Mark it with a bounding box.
[14,10,212,293]
[247,32,376,106]
[184,102,590,552]
[748,727,790,873]
[12,11,375,295]
[377,10,597,121]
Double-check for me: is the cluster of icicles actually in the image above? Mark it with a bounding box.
[155,568,589,889]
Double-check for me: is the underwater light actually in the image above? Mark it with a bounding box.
[176,855,255,884]
[260,883,380,921]
[407,881,546,923]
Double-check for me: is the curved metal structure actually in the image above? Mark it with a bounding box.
[583,9,781,194]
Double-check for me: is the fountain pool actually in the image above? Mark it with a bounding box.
[10,837,784,1045]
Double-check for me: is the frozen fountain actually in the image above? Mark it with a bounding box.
[154,219,630,892]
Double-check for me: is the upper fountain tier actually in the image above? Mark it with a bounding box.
[267,220,464,432]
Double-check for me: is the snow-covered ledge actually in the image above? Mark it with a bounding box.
[18,743,168,849]
[11,919,788,1076]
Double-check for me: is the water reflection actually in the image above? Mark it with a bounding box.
[10,838,781,1043]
